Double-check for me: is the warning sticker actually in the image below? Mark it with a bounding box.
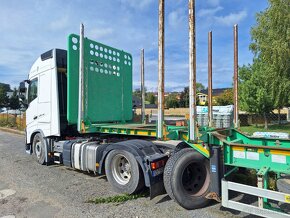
[285,195,290,203]
[271,154,286,164]
[233,150,245,159]
[246,152,259,161]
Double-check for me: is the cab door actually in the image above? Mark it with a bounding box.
[26,77,38,141]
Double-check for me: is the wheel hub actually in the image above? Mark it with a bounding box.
[111,154,131,185]
[35,141,42,158]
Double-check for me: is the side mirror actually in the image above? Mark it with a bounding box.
[19,81,26,93]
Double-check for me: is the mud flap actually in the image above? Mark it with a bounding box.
[150,180,166,199]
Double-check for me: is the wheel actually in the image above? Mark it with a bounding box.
[277,175,290,213]
[105,150,144,194]
[277,175,290,194]
[164,148,210,209]
[32,133,46,165]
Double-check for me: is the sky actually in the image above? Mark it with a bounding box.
[0,0,268,92]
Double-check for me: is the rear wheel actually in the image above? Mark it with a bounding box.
[164,148,210,209]
[105,150,144,194]
[32,133,46,165]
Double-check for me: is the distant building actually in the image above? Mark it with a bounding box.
[197,88,231,105]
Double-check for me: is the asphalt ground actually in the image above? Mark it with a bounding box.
[0,130,258,218]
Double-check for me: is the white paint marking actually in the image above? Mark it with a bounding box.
[0,189,16,199]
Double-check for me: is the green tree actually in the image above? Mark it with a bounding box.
[0,83,11,93]
[0,86,9,107]
[215,89,234,106]
[146,93,156,104]
[250,0,290,111]
[179,86,201,108]
[165,94,179,108]
[179,87,189,108]
[239,60,273,129]
[9,88,20,110]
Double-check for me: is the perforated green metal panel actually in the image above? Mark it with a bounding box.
[67,34,132,126]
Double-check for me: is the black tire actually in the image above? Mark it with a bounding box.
[164,148,210,210]
[105,150,144,194]
[32,133,46,165]
[277,175,290,194]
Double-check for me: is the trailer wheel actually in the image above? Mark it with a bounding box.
[105,150,144,194]
[164,148,210,209]
[277,175,290,194]
[32,133,46,165]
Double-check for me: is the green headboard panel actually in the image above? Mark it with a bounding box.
[67,34,132,125]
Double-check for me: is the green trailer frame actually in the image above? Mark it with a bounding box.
[66,33,290,216]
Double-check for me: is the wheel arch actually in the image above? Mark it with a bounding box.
[98,139,163,188]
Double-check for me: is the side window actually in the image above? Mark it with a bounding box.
[28,78,38,104]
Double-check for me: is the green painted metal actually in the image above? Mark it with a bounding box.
[210,129,290,174]
[67,34,133,128]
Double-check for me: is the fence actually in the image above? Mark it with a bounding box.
[0,112,26,131]
[134,107,290,133]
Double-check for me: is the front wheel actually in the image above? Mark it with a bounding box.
[32,133,46,165]
[164,148,210,209]
[105,150,144,194]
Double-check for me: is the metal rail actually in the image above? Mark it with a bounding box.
[208,31,213,127]
[141,49,145,124]
[188,0,197,141]
[222,179,290,218]
[78,23,85,133]
[157,0,165,139]
[233,24,239,128]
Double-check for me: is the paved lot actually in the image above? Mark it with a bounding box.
[0,131,250,218]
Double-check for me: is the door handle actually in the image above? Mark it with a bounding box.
[33,116,38,120]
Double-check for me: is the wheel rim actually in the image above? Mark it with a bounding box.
[181,162,208,197]
[111,154,131,185]
[35,141,42,159]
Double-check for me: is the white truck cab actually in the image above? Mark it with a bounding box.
[25,49,68,145]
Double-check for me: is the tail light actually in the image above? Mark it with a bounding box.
[150,159,166,170]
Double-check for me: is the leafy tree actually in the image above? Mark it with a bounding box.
[146,93,156,104]
[165,94,179,108]
[250,0,290,110]
[9,88,20,110]
[179,86,200,108]
[179,87,189,108]
[239,60,273,129]
[196,83,205,92]
[0,86,9,107]
[215,89,234,106]
[0,83,11,93]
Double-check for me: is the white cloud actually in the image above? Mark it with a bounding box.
[88,28,114,40]
[168,8,186,28]
[215,10,248,26]
[207,0,220,7]
[118,0,154,10]
[197,6,223,17]
[49,15,69,30]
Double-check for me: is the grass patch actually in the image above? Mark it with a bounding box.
[87,192,148,204]
[240,123,290,135]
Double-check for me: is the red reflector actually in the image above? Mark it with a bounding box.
[151,162,157,170]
